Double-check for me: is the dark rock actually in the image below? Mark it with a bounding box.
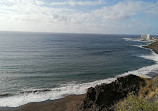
[80,74,146,111]
[143,41,158,54]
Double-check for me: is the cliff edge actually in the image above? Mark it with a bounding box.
[79,74,146,111]
[144,41,158,54]
[3,75,158,111]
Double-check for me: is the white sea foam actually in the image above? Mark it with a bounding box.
[0,45,158,108]
[123,38,153,42]
[119,64,158,78]
[0,78,116,107]
[123,38,143,42]
[131,45,143,48]
[120,51,158,77]
[139,52,158,63]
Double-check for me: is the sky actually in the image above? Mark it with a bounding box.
[0,0,158,34]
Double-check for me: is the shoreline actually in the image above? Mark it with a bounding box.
[1,41,158,111]
[0,94,86,111]
[143,41,158,78]
[0,75,149,111]
[143,41,158,54]
[1,77,157,111]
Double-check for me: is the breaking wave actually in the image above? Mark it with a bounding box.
[123,38,154,43]
[0,78,116,107]
[0,44,158,108]
[123,38,143,42]
[130,45,143,48]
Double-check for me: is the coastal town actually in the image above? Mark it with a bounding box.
[141,34,158,41]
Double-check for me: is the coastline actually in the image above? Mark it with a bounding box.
[143,41,158,54]
[1,75,148,111]
[0,95,86,111]
[1,41,158,111]
[143,40,158,78]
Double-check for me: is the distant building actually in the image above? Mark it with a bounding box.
[141,34,150,41]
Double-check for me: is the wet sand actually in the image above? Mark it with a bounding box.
[0,94,85,111]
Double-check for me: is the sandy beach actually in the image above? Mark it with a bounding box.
[0,94,85,111]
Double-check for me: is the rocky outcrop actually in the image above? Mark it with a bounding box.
[80,74,146,111]
[143,41,158,54]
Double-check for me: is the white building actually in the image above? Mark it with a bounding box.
[141,34,150,41]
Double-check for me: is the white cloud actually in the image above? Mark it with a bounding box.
[0,0,158,34]
[91,1,144,21]
[50,0,106,6]
[0,0,69,22]
[0,0,44,6]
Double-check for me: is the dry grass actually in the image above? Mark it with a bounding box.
[115,92,158,111]
[139,76,158,99]
[115,75,158,111]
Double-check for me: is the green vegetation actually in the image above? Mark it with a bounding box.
[115,92,158,111]
[139,76,158,99]
[115,76,158,111]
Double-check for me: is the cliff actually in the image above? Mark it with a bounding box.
[3,75,158,111]
[79,74,146,111]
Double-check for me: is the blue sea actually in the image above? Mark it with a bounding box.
[0,31,158,107]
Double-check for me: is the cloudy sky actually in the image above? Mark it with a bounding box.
[0,0,158,34]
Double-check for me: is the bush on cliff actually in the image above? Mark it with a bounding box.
[139,75,158,98]
[115,76,158,111]
[115,92,158,111]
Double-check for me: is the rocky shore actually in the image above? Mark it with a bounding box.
[143,41,158,54]
[0,75,147,111]
[79,74,146,111]
[1,75,158,111]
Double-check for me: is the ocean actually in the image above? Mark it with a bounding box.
[0,31,157,108]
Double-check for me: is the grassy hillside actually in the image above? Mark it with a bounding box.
[115,76,158,111]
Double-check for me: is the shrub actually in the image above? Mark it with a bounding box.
[115,92,158,111]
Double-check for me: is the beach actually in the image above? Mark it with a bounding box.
[1,74,154,111]
[0,95,85,111]
[0,33,157,111]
